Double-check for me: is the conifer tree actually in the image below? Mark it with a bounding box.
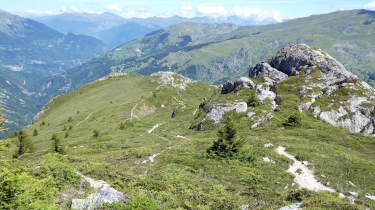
[0,106,6,132]
[247,89,261,107]
[14,130,35,158]
[207,111,245,158]
[51,133,65,154]
[33,129,38,136]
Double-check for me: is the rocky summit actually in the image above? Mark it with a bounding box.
[246,43,375,136]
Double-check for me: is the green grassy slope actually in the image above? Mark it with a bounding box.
[1,72,375,209]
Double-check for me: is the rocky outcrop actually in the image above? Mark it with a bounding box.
[221,77,255,94]
[247,43,375,136]
[205,102,248,124]
[71,187,128,210]
[71,172,128,210]
[278,202,303,210]
[268,44,356,80]
[249,62,288,89]
[151,71,195,90]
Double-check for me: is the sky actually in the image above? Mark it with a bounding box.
[2,0,375,22]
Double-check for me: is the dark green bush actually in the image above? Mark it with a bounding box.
[283,112,302,127]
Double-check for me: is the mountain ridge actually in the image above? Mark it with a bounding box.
[0,9,109,137]
[2,44,375,209]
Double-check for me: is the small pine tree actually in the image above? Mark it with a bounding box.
[62,125,67,131]
[51,133,65,154]
[283,112,302,127]
[207,112,245,159]
[40,121,46,126]
[67,117,73,122]
[14,130,35,158]
[0,113,5,132]
[69,125,73,130]
[33,129,38,136]
[64,132,69,138]
[93,129,100,138]
[247,89,261,107]
[119,122,126,130]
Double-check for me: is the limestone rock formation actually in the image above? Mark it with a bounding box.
[71,186,128,210]
[205,102,248,124]
[247,43,375,136]
[249,62,288,88]
[221,77,255,94]
[71,172,129,210]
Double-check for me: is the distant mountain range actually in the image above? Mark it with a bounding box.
[0,9,109,137]
[43,9,375,91]
[32,12,279,48]
[2,9,375,137]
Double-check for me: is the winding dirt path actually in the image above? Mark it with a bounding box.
[75,111,95,127]
[276,146,335,192]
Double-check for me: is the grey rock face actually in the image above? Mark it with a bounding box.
[205,102,248,124]
[249,62,288,86]
[246,112,255,118]
[221,77,255,94]
[235,77,255,89]
[278,202,303,210]
[171,107,177,118]
[269,44,356,80]
[256,86,276,101]
[221,80,235,94]
[247,43,375,136]
[71,186,127,210]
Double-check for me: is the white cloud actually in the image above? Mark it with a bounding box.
[106,4,124,12]
[70,6,80,13]
[364,1,375,10]
[139,7,148,12]
[233,6,282,22]
[87,10,103,15]
[177,5,193,18]
[138,12,154,18]
[26,10,56,16]
[195,4,282,22]
[60,6,67,13]
[121,11,136,18]
[196,4,230,17]
[60,6,80,13]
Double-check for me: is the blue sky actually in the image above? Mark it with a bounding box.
[3,0,375,21]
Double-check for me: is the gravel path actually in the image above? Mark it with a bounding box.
[276,146,335,192]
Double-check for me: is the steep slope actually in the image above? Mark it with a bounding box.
[0,9,109,137]
[51,9,375,90]
[1,54,375,210]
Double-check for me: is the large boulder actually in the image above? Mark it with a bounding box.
[205,102,248,124]
[221,80,236,94]
[71,186,128,210]
[221,77,255,94]
[249,62,288,86]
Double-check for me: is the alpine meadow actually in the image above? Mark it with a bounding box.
[1,4,375,210]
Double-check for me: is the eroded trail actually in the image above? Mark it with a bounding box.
[276,146,336,192]
[75,111,95,127]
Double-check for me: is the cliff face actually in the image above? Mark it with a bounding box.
[248,44,375,136]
